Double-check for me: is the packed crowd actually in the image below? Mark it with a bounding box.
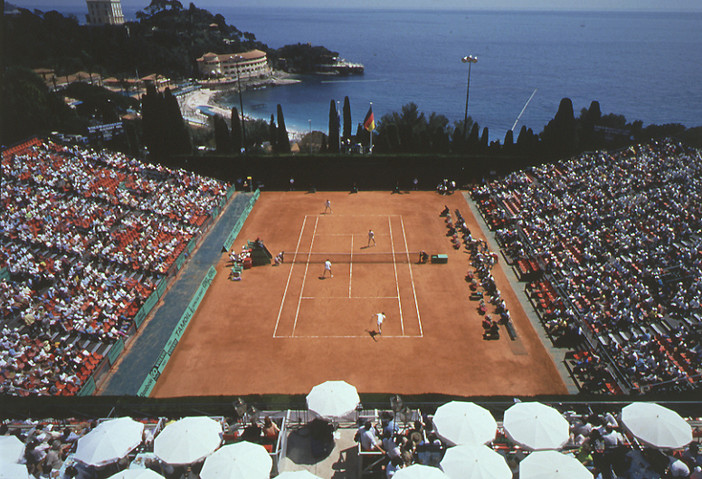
[0,402,699,478]
[0,139,231,396]
[0,414,282,479]
[471,139,702,394]
[356,406,701,478]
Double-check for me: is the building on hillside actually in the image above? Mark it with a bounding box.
[196,50,271,80]
[86,0,125,25]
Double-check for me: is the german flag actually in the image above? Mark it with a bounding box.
[363,106,375,132]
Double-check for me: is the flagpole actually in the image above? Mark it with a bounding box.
[369,101,373,154]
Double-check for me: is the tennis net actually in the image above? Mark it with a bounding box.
[284,251,421,264]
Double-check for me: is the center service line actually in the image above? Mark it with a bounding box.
[291,216,319,338]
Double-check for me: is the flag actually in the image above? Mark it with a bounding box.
[363,106,375,132]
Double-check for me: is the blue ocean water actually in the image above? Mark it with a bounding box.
[25,4,702,138]
[223,8,702,138]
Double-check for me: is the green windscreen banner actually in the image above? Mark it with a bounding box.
[137,266,217,397]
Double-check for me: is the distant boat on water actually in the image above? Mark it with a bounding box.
[314,57,364,75]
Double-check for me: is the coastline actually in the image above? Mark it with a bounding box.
[179,73,307,141]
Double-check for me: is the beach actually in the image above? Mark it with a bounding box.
[179,74,306,140]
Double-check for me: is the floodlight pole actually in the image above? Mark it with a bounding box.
[462,55,478,139]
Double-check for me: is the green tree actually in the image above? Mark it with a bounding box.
[0,67,82,144]
[268,114,277,151]
[328,100,339,153]
[163,88,192,157]
[541,97,577,157]
[213,114,231,153]
[276,104,290,153]
[342,96,352,140]
[141,84,166,158]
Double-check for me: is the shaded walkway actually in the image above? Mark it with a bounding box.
[100,193,254,396]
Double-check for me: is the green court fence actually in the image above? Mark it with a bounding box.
[222,189,260,252]
[78,377,96,396]
[107,339,125,366]
[137,266,218,397]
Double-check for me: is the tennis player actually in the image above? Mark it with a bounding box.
[368,229,376,247]
[324,199,332,214]
[376,312,386,335]
[322,258,333,278]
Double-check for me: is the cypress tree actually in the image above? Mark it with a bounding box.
[467,123,480,151]
[213,115,232,153]
[342,96,352,140]
[328,100,339,153]
[163,88,192,157]
[276,104,290,153]
[268,114,277,152]
[230,107,242,153]
[541,97,577,157]
[141,84,166,159]
[504,129,514,148]
[480,127,489,150]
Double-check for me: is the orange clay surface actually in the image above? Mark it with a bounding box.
[151,191,568,397]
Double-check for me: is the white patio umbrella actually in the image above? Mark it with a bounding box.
[107,470,165,479]
[154,416,222,465]
[74,417,145,467]
[503,402,569,451]
[0,462,29,479]
[393,464,450,479]
[200,441,272,479]
[433,401,497,446]
[275,472,322,479]
[621,402,693,449]
[519,450,593,479]
[440,444,511,479]
[0,435,25,463]
[306,380,360,419]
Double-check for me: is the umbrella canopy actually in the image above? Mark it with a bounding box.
[275,472,323,479]
[107,470,165,479]
[306,380,360,419]
[433,401,497,446]
[440,444,512,479]
[200,441,272,479]
[394,464,450,479]
[0,463,29,479]
[503,402,569,451]
[154,417,222,465]
[621,402,693,449]
[519,451,593,479]
[74,417,145,467]
[0,435,25,464]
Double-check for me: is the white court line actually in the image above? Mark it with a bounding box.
[291,216,319,337]
[317,233,391,236]
[301,296,399,300]
[277,335,421,339]
[388,216,405,335]
[401,216,423,336]
[273,215,308,338]
[349,234,353,298]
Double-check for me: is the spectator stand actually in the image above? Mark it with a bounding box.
[471,140,702,395]
[1,138,231,397]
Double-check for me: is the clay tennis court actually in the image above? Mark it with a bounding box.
[151,191,567,398]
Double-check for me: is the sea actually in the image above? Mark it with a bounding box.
[20,4,702,139]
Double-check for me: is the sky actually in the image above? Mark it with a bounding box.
[13,0,702,12]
